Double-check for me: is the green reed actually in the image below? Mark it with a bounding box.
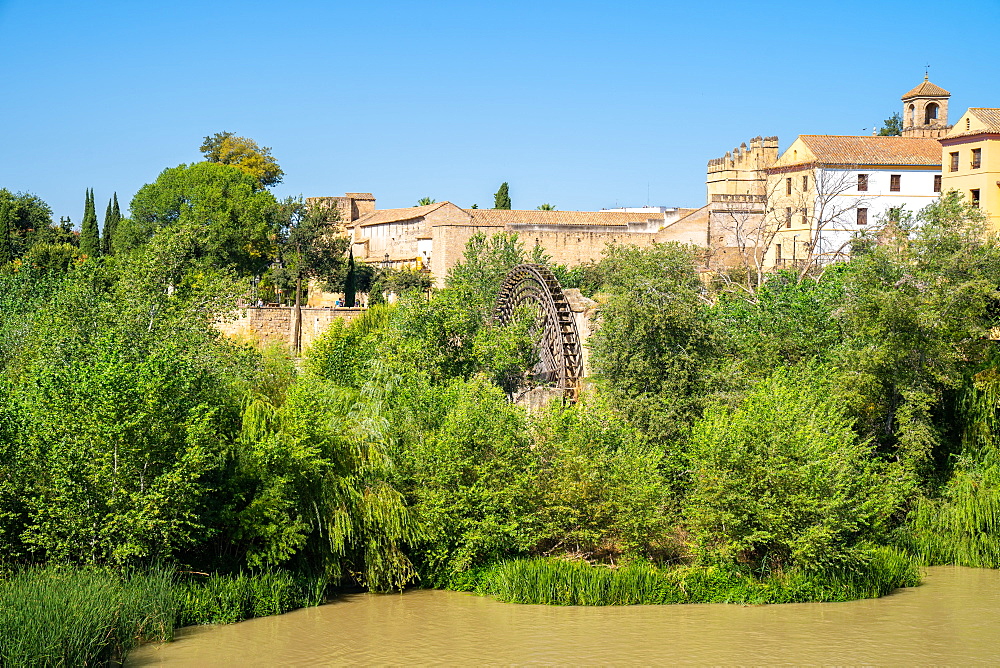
[0,565,180,668]
[176,570,328,626]
[0,566,330,667]
[476,547,920,606]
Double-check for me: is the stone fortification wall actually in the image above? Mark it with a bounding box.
[216,307,366,352]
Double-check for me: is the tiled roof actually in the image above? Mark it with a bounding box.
[901,79,950,100]
[790,135,942,167]
[350,202,452,227]
[466,208,669,227]
[943,108,1000,140]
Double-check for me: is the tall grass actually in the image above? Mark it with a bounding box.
[0,566,180,667]
[476,548,920,606]
[0,567,329,667]
[177,570,328,626]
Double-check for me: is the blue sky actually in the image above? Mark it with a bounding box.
[2,0,999,224]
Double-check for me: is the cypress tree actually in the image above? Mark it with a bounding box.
[344,249,357,308]
[493,182,511,210]
[102,193,120,256]
[79,188,100,257]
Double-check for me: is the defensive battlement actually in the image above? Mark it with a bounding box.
[707,136,779,171]
[706,136,778,202]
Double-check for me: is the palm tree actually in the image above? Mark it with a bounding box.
[537,203,556,211]
[416,197,436,206]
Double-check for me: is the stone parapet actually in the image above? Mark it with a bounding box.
[215,306,366,353]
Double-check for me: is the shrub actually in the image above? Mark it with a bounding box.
[684,365,912,573]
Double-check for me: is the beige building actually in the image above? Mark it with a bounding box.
[940,108,1000,231]
[705,136,779,269]
[307,195,710,288]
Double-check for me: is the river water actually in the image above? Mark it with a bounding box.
[128,566,1000,665]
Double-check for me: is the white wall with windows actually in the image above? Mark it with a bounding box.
[812,166,942,261]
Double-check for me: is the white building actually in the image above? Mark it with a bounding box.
[765,134,942,267]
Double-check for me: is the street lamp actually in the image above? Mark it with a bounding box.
[383,253,390,269]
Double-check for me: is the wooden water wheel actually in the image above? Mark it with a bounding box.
[494,263,582,399]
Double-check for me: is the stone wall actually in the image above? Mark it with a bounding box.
[216,307,366,352]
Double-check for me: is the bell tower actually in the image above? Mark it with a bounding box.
[901,74,951,138]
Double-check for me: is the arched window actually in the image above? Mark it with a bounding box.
[925,103,939,124]
[907,104,916,124]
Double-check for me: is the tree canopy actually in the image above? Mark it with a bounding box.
[120,162,281,275]
[200,132,285,188]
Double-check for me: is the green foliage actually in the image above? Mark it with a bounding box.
[344,248,357,307]
[537,203,555,210]
[477,547,919,605]
[233,374,421,590]
[878,112,903,136]
[416,197,436,206]
[266,196,347,304]
[0,566,180,667]
[200,131,284,188]
[176,570,326,626]
[79,188,100,259]
[102,193,121,256]
[590,243,712,440]
[493,182,511,210]
[527,397,678,560]
[685,365,912,572]
[402,375,535,585]
[0,189,58,266]
[831,193,1000,471]
[120,162,280,275]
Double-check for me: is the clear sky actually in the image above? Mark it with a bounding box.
[2,0,999,225]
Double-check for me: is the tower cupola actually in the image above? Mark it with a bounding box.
[901,74,951,138]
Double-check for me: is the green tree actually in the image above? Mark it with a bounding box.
[0,189,56,265]
[79,189,100,258]
[266,197,348,305]
[685,365,911,572]
[101,193,121,256]
[200,131,284,188]
[493,182,511,210]
[537,203,556,211]
[590,243,713,441]
[344,249,357,307]
[416,197,436,206]
[878,112,903,136]
[120,162,281,275]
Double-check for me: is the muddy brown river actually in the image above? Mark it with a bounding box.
[128,566,1000,665]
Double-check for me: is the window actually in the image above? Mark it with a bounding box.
[857,208,868,226]
[925,103,939,124]
[858,174,869,191]
[890,174,901,192]
[786,178,792,196]
[802,175,809,190]
[801,208,808,226]
[972,148,982,169]
[934,174,942,192]
[972,189,981,208]
[967,118,972,131]
[785,207,792,228]
[950,152,960,171]
[775,244,782,261]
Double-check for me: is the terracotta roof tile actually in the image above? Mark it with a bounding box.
[790,135,942,167]
[350,202,453,227]
[902,79,950,100]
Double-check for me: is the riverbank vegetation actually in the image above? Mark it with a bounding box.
[4,156,1000,663]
